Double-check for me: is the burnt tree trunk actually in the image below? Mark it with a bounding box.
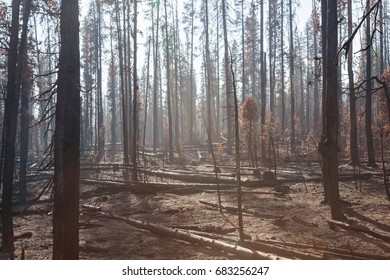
[132,0,138,180]
[365,1,376,168]
[18,58,32,203]
[1,0,30,258]
[1,0,21,258]
[289,0,296,154]
[324,0,345,221]
[222,0,233,155]
[53,0,80,259]
[320,0,330,204]
[348,0,359,166]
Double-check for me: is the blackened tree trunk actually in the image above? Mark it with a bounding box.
[153,0,161,151]
[143,39,151,155]
[281,1,285,132]
[109,18,117,157]
[365,1,376,168]
[189,0,195,143]
[230,55,244,242]
[18,0,33,204]
[205,0,213,144]
[260,0,266,159]
[348,0,359,165]
[241,0,245,103]
[96,0,104,162]
[115,0,129,164]
[222,0,233,155]
[53,0,80,259]
[1,0,21,258]
[320,0,330,204]
[132,0,138,180]
[18,60,32,204]
[324,0,345,220]
[289,0,296,154]
[164,0,173,161]
[313,1,320,133]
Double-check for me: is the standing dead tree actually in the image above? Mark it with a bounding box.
[53,0,80,259]
[1,0,32,259]
[229,48,244,242]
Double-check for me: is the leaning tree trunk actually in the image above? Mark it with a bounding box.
[53,0,80,259]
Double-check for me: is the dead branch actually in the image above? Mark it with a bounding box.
[186,229,322,260]
[199,200,284,220]
[338,0,382,58]
[328,219,390,242]
[81,205,286,260]
[254,238,388,260]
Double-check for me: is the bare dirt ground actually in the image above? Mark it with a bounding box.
[3,150,390,260]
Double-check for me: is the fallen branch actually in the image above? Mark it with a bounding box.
[199,200,284,220]
[82,205,285,260]
[186,229,322,260]
[328,219,390,242]
[255,238,388,260]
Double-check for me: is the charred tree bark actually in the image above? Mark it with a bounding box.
[230,53,244,242]
[1,0,30,258]
[289,0,296,154]
[320,0,330,204]
[109,19,117,157]
[189,0,195,143]
[164,0,173,161]
[153,0,161,151]
[18,59,32,204]
[260,0,266,159]
[53,0,80,259]
[313,1,320,133]
[205,0,213,145]
[96,0,104,163]
[281,1,286,132]
[222,0,233,155]
[348,0,359,166]
[114,0,129,165]
[365,1,376,168]
[132,0,138,180]
[143,39,151,156]
[323,0,345,221]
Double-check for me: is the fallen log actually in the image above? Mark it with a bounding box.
[254,238,389,260]
[199,200,284,220]
[14,232,33,241]
[186,229,322,260]
[82,204,286,260]
[292,216,318,227]
[80,178,237,195]
[81,178,276,195]
[328,219,390,242]
[173,226,236,235]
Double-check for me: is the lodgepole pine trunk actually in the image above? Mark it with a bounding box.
[53,0,80,259]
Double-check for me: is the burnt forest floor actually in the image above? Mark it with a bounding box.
[2,148,390,260]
